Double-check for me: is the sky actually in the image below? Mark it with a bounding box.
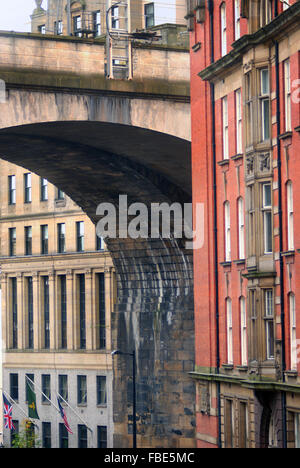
[0,0,36,32]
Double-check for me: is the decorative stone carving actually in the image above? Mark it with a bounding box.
[246,154,254,176]
[259,153,271,172]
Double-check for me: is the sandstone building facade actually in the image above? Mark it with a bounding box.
[0,159,116,448]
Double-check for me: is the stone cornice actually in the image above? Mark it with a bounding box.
[199,1,300,82]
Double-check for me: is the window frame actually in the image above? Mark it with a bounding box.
[226,298,233,365]
[264,289,275,360]
[24,173,32,204]
[284,59,291,132]
[222,96,229,160]
[220,3,227,57]
[8,175,16,205]
[262,182,272,254]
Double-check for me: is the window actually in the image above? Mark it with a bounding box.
[249,289,257,361]
[97,426,107,448]
[239,402,248,448]
[43,276,50,349]
[222,96,229,159]
[262,183,272,254]
[290,294,297,370]
[27,277,34,349]
[59,375,68,401]
[42,374,51,403]
[248,185,255,256]
[56,189,65,200]
[41,225,49,255]
[238,197,245,259]
[9,227,16,257]
[54,20,63,35]
[96,235,104,251]
[245,72,253,146]
[57,223,66,253]
[78,274,86,349]
[59,423,69,448]
[77,375,87,405]
[60,275,67,349]
[284,60,291,132]
[76,221,84,252]
[145,3,155,28]
[25,226,32,256]
[264,289,274,359]
[97,273,106,349]
[97,376,107,406]
[93,10,101,36]
[111,6,120,29]
[240,296,247,366]
[234,0,241,40]
[25,374,34,402]
[287,181,294,251]
[24,173,32,203]
[235,89,242,154]
[224,201,231,261]
[226,298,233,364]
[10,278,18,349]
[8,175,16,205]
[260,69,270,141]
[42,422,51,449]
[40,178,48,201]
[78,425,88,448]
[260,0,272,27]
[38,24,46,34]
[73,15,82,36]
[220,3,227,56]
[225,399,234,448]
[295,413,300,448]
[10,373,19,401]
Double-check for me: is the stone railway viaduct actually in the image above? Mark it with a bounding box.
[0,31,194,448]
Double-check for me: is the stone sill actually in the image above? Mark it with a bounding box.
[233,259,246,265]
[279,131,293,140]
[220,261,232,269]
[236,365,248,373]
[294,126,300,133]
[285,370,298,379]
[231,153,244,161]
[222,364,234,371]
[217,159,230,167]
[281,250,295,258]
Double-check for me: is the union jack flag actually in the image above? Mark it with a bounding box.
[57,396,73,434]
[3,394,16,430]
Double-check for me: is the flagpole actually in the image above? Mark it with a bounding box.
[57,393,93,434]
[25,375,60,413]
[3,390,37,426]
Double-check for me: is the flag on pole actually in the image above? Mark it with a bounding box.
[26,381,39,420]
[57,397,73,434]
[3,394,16,430]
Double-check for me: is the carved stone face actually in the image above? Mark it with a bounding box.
[35,0,43,8]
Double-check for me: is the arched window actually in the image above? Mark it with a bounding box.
[226,298,233,364]
[224,201,231,261]
[238,197,245,259]
[287,180,294,251]
[220,3,227,56]
[240,296,247,366]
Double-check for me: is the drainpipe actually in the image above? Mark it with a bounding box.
[274,0,287,449]
[208,0,222,449]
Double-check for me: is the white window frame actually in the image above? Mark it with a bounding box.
[224,201,231,261]
[235,89,242,154]
[238,197,245,259]
[262,183,272,254]
[287,180,294,251]
[265,289,274,360]
[221,3,227,56]
[260,68,270,142]
[234,0,241,40]
[240,296,247,366]
[284,60,291,132]
[290,293,297,371]
[222,96,229,159]
[226,298,233,364]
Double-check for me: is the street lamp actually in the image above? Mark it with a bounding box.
[111,349,136,448]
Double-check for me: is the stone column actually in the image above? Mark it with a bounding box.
[17,273,24,350]
[85,269,93,350]
[105,267,112,352]
[48,270,56,350]
[66,270,74,350]
[32,272,40,350]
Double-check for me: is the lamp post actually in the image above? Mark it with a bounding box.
[112,349,136,448]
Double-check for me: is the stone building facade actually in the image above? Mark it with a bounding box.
[0,159,116,448]
[188,0,300,448]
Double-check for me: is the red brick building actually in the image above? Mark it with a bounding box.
[187,0,300,447]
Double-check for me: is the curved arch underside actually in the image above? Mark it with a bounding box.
[0,121,195,448]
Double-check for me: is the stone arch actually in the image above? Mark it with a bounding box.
[0,120,195,448]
